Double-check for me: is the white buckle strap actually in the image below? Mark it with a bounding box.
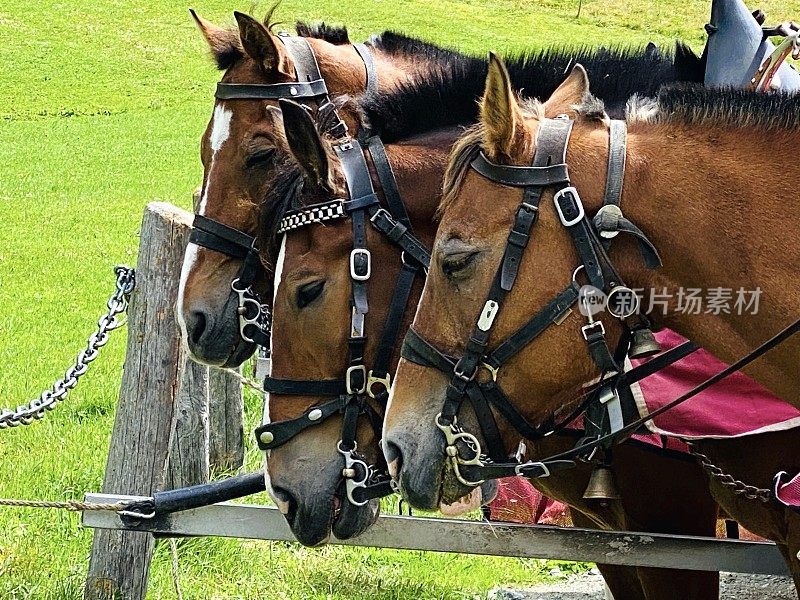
[553,186,585,227]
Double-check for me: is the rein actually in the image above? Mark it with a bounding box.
[188,35,380,350]
[254,130,430,506]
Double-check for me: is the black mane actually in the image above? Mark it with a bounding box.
[370,31,473,66]
[649,84,800,130]
[295,21,350,45]
[362,43,703,142]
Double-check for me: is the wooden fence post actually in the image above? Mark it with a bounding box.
[168,360,210,489]
[84,202,205,600]
[208,367,244,472]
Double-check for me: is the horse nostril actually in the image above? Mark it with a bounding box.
[383,440,404,480]
[188,310,208,346]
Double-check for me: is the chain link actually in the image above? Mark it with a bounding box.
[0,266,135,429]
[688,443,771,503]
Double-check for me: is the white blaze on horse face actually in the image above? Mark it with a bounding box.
[264,234,287,427]
[198,102,233,216]
[176,102,234,341]
[263,235,287,511]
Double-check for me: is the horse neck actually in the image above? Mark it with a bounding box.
[593,122,800,401]
[616,123,799,296]
[385,129,461,246]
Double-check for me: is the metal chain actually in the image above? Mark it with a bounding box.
[0,266,135,429]
[688,443,771,503]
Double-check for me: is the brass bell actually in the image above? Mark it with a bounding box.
[628,327,661,359]
[583,466,621,502]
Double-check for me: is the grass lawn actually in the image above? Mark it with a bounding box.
[2,0,800,598]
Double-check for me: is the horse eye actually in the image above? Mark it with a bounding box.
[297,281,325,309]
[441,251,479,280]
[246,147,277,168]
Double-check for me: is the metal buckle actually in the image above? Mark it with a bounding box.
[581,320,605,340]
[346,364,367,395]
[453,362,477,382]
[553,186,585,227]
[515,461,551,478]
[337,141,354,152]
[349,249,371,281]
[369,207,389,225]
[366,370,391,398]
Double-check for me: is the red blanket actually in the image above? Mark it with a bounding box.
[630,329,800,439]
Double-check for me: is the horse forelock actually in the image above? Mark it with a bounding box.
[440,99,547,220]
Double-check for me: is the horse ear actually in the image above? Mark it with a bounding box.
[234,12,292,76]
[190,9,242,69]
[480,53,529,162]
[279,100,330,189]
[543,64,590,116]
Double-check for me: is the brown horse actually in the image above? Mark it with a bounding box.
[176,10,448,367]
[383,56,800,589]
[176,9,703,368]
[262,58,730,598]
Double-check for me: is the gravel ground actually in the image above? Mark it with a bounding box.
[490,570,796,599]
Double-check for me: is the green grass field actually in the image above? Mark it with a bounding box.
[2,0,800,598]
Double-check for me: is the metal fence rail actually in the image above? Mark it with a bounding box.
[83,493,789,576]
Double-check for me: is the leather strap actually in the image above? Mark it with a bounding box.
[365,136,410,228]
[255,396,347,450]
[484,283,580,369]
[465,384,507,462]
[620,340,699,386]
[369,209,431,268]
[354,43,379,95]
[279,35,323,82]
[401,328,456,372]
[191,215,257,255]
[602,120,627,207]
[215,80,329,100]
[370,260,419,393]
[263,377,347,396]
[350,478,394,503]
[593,205,662,269]
[471,152,570,187]
[335,142,381,210]
[461,458,576,482]
[335,141,379,319]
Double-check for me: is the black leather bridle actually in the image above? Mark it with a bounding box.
[400,117,665,486]
[254,129,431,506]
[188,35,379,349]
